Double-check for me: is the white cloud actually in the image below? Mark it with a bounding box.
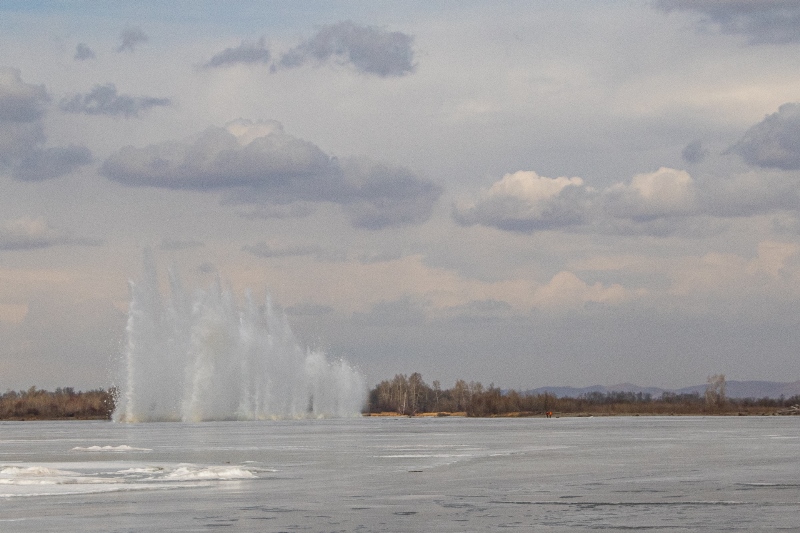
[746,240,799,279]
[603,167,698,221]
[663,242,800,316]
[532,271,638,311]
[453,171,590,232]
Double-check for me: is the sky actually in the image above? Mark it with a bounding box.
[2,0,800,392]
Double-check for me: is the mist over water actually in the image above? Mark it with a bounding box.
[112,254,366,422]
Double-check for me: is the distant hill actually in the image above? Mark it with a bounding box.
[526,380,800,399]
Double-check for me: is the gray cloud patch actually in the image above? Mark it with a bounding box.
[682,140,709,163]
[285,303,333,316]
[437,299,517,325]
[60,84,171,117]
[0,68,48,123]
[278,20,415,77]
[101,119,441,228]
[237,203,316,220]
[118,26,148,52]
[159,239,204,251]
[204,38,271,68]
[74,43,95,61]
[339,159,442,229]
[731,103,800,170]
[12,145,92,182]
[657,0,800,44]
[102,120,332,190]
[700,170,800,217]
[0,68,92,181]
[352,296,428,327]
[0,217,70,250]
[242,242,320,258]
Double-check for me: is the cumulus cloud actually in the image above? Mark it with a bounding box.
[453,171,591,232]
[74,43,95,61]
[278,20,415,77]
[101,119,440,228]
[657,0,800,44]
[603,167,698,222]
[203,37,271,68]
[102,119,332,190]
[457,162,800,237]
[730,103,800,170]
[0,217,70,250]
[117,26,148,52]
[532,271,637,311]
[453,167,723,237]
[0,68,91,180]
[59,84,171,118]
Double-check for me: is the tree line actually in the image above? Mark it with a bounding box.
[367,373,800,416]
[3,375,799,419]
[0,387,115,420]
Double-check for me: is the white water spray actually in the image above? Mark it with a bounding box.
[113,255,366,422]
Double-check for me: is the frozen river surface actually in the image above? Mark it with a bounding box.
[1,416,798,532]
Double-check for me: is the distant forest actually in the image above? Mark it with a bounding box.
[366,373,800,417]
[2,375,799,420]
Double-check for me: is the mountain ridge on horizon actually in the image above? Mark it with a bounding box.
[526,380,800,399]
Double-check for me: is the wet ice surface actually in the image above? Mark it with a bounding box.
[1,416,798,531]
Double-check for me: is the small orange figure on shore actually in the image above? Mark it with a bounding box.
[546,411,553,418]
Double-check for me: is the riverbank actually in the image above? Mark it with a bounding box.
[364,407,799,417]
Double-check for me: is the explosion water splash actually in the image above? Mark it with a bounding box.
[113,255,366,422]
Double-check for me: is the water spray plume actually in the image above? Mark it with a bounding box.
[113,252,366,422]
